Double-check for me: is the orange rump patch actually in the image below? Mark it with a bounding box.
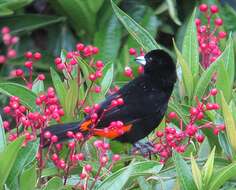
[80,119,93,131]
[92,124,132,139]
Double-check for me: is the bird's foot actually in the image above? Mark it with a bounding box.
[132,141,155,157]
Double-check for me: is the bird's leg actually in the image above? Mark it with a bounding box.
[132,141,155,157]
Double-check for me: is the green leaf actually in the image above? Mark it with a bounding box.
[193,59,220,100]
[77,56,94,87]
[19,162,37,190]
[0,83,37,111]
[216,64,231,103]
[193,37,233,100]
[0,137,24,188]
[64,79,78,120]
[191,154,202,190]
[218,132,234,159]
[174,41,194,100]
[6,140,39,190]
[202,147,215,187]
[137,176,152,190]
[173,151,197,190]
[166,0,181,25]
[223,36,234,89]
[0,114,6,153]
[168,100,188,125]
[0,0,33,11]
[208,162,236,190]
[182,9,199,76]
[0,14,65,35]
[94,15,122,62]
[32,79,44,95]
[220,92,236,152]
[42,176,63,190]
[111,0,161,52]
[50,68,67,112]
[96,161,162,190]
[50,0,96,34]
[0,6,13,16]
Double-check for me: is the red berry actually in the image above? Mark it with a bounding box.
[89,74,96,81]
[66,52,73,59]
[190,107,198,116]
[24,61,33,68]
[195,18,201,26]
[66,131,74,138]
[54,57,62,65]
[210,5,218,14]
[218,31,227,39]
[212,103,220,110]
[68,141,75,149]
[95,60,104,69]
[1,26,10,34]
[76,153,84,161]
[84,164,92,172]
[210,88,218,96]
[3,106,11,114]
[80,173,86,179]
[117,98,124,105]
[124,66,133,78]
[213,128,219,135]
[129,48,136,55]
[24,51,33,59]
[70,58,77,65]
[199,4,208,12]
[138,65,144,74]
[186,125,198,136]
[15,69,24,76]
[38,74,45,80]
[95,70,102,78]
[214,18,223,26]
[33,52,42,60]
[168,112,177,119]
[51,153,58,161]
[197,112,204,120]
[84,106,91,114]
[3,121,10,130]
[100,155,109,166]
[111,100,118,107]
[44,131,52,139]
[206,103,214,110]
[112,154,121,162]
[92,47,99,54]
[51,135,58,143]
[196,134,205,143]
[0,55,6,64]
[76,43,85,51]
[7,49,16,58]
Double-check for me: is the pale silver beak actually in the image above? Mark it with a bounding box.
[135,56,146,66]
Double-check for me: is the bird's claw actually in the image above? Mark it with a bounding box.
[132,141,155,157]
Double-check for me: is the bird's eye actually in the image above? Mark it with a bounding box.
[149,57,153,61]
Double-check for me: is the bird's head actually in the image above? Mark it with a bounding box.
[135,49,176,76]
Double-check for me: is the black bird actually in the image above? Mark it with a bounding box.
[43,49,177,147]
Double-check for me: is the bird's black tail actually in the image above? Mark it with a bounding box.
[42,122,84,146]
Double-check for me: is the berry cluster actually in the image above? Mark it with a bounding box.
[12,51,45,89]
[3,87,64,145]
[123,48,145,79]
[0,26,19,64]
[152,88,224,163]
[196,4,227,69]
[42,131,120,188]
